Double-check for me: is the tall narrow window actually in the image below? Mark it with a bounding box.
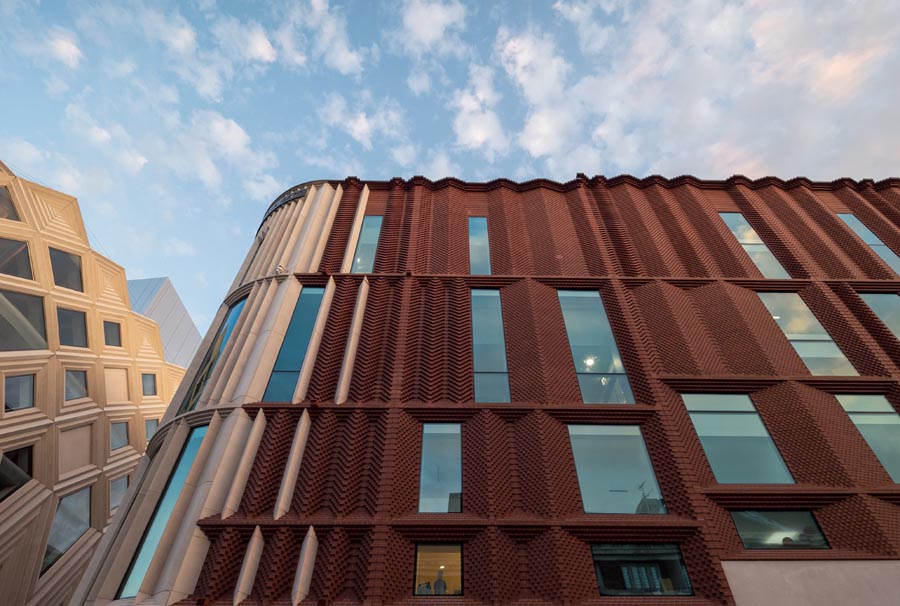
[350,215,383,273]
[719,212,789,278]
[104,321,122,346]
[414,544,462,596]
[568,425,666,514]
[471,289,510,403]
[0,289,46,351]
[838,213,900,275]
[836,394,900,481]
[0,237,33,279]
[682,393,793,484]
[731,511,828,550]
[418,424,462,513]
[758,292,857,375]
[263,286,325,401]
[57,307,88,347]
[859,292,900,338]
[180,298,246,412]
[468,217,491,275]
[4,373,34,411]
[0,186,19,221]
[49,248,83,291]
[592,544,692,596]
[118,425,208,598]
[0,446,32,502]
[42,486,91,574]
[558,290,634,404]
[141,373,157,396]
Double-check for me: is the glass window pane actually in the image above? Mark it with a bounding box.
[758,293,830,340]
[468,217,491,275]
[111,422,129,450]
[41,487,91,574]
[351,215,383,273]
[104,321,121,346]
[860,293,900,338]
[263,286,325,401]
[682,393,756,412]
[145,419,159,440]
[592,543,692,596]
[743,244,790,279]
[110,476,128,511]
[4,373,35,411]
[7,445,32,476]
[57,307,88,347]
[473,373,510,403]
[731,511,828,549]
[472,290,509,403]
[141,373,157,396]
[836,394,894,413]
[49,248,83,291]
[414,544,462,596]
[568,425,666,514]
[0,289,46,351]
[181,298,247,412]
[65,370,88,400]
[687,409,794,484]
[118,425,208,598]
[838,214,900,274]
[419,424,462,513]
[0,237,32,279]
[559,290,633,404]
[789,341,857,376]
[0,186,19,221]
[836,395,900,481]
[0,448,32,502]
[720,213,763,244]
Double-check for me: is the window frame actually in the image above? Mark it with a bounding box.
[413,543,464,597]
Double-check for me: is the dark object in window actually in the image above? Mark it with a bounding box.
[0,186,20,220]
[0,289,46,351]
[5,373,35,411]
[104,321,122,346]
[731,510,829,550]
[141,373,157,396]
[414,544,463,596]
[49,248,83,291]
[0,237,33,279]
[58,307,87,347]
[592,543,693,597]
[0,446,33,502]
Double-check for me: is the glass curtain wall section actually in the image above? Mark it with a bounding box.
[860,292,900,337]
[350,215,383,273]
[180,297,247,412]
[467,217,491,274]
[0,289,46,350]
[0,237,32,279]
[0,187,19,220]
[682,393,793,484]
[263,286,325,402]
[719,212,789,278]
[591,544,692,596]
[49,248,83,291]
[558,290,634,404]
[470,289,510,402]
[836,394,900,481]
[758,292,857,375]
[41,487,91,574]
[418,424,462,513]
[838,213,900,275]
[731,511,828,549]
[568,425,665,514]
[117,425,208,598]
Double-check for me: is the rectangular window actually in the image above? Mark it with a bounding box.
[414,544,462,596]
[0,446,33,503]
[471,289,510,403]
[118,425,208,598]
[49,247,84,291]
[4,373,35,411]
[145,418,159,440]
[836,394,900,481]
[418,424,462,513]
[104,321,122,346]
[731,511,828,550]
[838,213,900,275]
[0,289,46,351]
[65,369,88,400]
[111,422,129,450]
[592,544,692,597]
[558,290,634,404]
[141,373,157,397]
[0,186,19,221]
[41,486,91,574]
[110,475,129,511]
[350,215,383,273]
[263,286,325,401]
[719,212,789,278]
[568,425,665,514]
[758,292,856,375]
[682,393,793,484]
[468,217,491,275]
[181,297,247,412]
[57,307,88,347]
[860,292,900,338]
[0,237,33,280]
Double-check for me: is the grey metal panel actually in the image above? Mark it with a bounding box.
[127,277,166,314]
[127,277,202,368]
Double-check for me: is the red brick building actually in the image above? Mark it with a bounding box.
[74,175,900,606]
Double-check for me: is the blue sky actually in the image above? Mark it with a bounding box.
[2,1,899,332]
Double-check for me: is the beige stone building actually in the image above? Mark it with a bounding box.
[0,161,186,606]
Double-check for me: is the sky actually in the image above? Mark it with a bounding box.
[1,0,899,332]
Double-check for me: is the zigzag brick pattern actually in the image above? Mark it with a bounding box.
[180,175,900,606]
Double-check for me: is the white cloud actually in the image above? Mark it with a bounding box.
[391,143,417,166]
[307,0,365,75]
[398,0,467,57]
[319,93,405,150]
[407,69,431,95]
[47,27,84,68]
[212,16,277,63]
[420,149,460,179]
[552,1,614,55]
[449,65,508,161]
[163,238,198,256]
[243,173,283,201]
